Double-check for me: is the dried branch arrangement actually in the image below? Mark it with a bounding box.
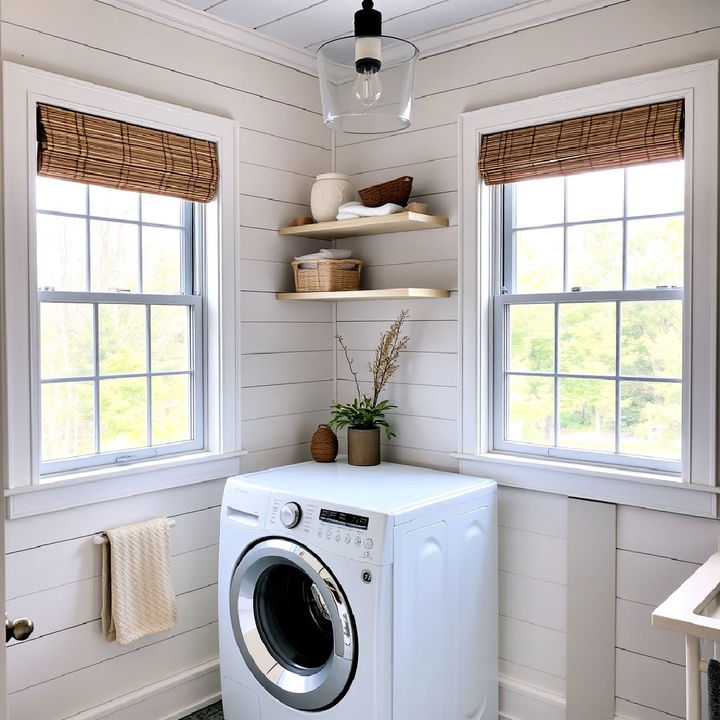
[330,309,410,439]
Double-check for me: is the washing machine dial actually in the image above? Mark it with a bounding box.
[279,502,302,529]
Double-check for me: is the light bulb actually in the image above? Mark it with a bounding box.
[354,68,382,108]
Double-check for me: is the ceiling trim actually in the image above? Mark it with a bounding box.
[101,0,320,75]
[103,0,628,77]
[414,0,628,58]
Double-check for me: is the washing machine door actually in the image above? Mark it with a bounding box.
[229,538,357,711]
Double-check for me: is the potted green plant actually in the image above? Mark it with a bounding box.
[330,309,409,466]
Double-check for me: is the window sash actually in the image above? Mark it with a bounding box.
[35,191,204,475]
[492,282,683,473]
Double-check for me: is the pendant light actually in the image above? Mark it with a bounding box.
[317,0,419,134]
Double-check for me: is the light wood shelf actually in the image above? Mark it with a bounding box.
[278,212,449,239]
[276,288,451,301]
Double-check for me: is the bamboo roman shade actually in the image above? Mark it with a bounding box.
[37,104,219,203]
[478,99,684,186]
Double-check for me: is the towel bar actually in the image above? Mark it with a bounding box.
[92,519,176,544]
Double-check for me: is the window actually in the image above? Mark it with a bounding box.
[495,162,684,472]
[3,64,241,516]
[459,62,718,514]
[36,177,204,474]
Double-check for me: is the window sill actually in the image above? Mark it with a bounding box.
[451,452,717,517]
[5,449,247,519]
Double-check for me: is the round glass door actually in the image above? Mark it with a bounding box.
[229,538,357,711]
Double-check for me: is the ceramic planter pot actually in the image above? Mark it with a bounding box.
[310,173,354,222]
[311,424,338,463]
[347,426,381,466]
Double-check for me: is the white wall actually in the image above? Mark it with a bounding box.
[1,0,332,717]
[335,1,720,717]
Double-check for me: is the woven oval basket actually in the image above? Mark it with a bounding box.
[292,258,363,292]
[358,176,413,207]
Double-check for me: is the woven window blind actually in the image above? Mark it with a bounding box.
[37,104,219,203]
[478,99,684,186]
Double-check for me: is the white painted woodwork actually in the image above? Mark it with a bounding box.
[566,499,616,720]
[1,0,331,716]
[278,212,449,239]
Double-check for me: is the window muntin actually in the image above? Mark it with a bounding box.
[36,176,204,475]
[494,161,684,471]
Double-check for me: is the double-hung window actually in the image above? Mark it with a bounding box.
[459,62,718,512]
[2,64,241,515]
[36,177,203,474]
[496,161,684,471]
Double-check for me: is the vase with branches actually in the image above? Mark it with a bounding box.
[330,309,409,465]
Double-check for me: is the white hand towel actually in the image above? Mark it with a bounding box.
[293,248,353,261]
[336,201,404,219]
[101,517,177,646]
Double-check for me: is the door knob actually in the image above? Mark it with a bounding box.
[6,615,34,643]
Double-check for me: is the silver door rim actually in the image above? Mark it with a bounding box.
[229,537,357,711]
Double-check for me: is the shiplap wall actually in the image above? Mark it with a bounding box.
[1,0,331,717]
[335,1,720,718]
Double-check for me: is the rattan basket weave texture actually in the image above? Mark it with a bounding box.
[292,258,363,292]
[358,176,413,207]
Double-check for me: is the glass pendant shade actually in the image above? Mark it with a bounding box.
[317,35,419,134]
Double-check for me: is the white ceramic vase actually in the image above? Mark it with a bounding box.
[310,173,354,222]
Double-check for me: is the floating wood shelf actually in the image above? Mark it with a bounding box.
[276,288,451,301]
[278,212,449,239]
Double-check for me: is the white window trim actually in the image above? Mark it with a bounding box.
[2,62,245,517]
[458,61,718,517]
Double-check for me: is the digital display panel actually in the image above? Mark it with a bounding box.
[319,509,369,530]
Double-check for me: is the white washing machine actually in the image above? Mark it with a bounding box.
[218,461,497,720]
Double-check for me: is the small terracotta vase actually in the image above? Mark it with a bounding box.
[347,427,381,466]
[311,424,338,463]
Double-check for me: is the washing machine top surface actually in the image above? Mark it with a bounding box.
[230,460,494,521]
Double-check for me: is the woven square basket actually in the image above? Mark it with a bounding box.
[292,259,363,292]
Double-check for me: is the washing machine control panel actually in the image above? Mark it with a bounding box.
[267,495,387,563]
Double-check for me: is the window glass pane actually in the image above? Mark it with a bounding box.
[513,176,564,228]
[566,168,624,222]
[90,220,139,292]
[627,160,684,217]
[99,376,147,451]
[99,304,147,375]
[514,228,564,293]
[151,306,189,372]
[508,304,554,373]
[559,303,615,376]
[36,176,86,214]
[142,193,184,226]
[37,215,87,292]
[41,303,94,378]
[142,227,183,294]
[558,377,615,451]
[41,381,95,460]
[620,301,682,378]
[152,374,191,444]
[506,375,554,445]
[89,185,139,221]
[566,221,623,291]
[620,381,681,460]
[626,216,683,290]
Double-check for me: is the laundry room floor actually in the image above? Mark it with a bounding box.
[181,702,223,719]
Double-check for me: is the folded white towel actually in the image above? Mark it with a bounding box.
[101,517,177,646]
[336,201,404,219]
[294,248,353,261]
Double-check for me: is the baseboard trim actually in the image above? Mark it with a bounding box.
[499,673,567,720]
[65,659,220,720]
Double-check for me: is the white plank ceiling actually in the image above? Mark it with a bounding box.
[174,0,533,51]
